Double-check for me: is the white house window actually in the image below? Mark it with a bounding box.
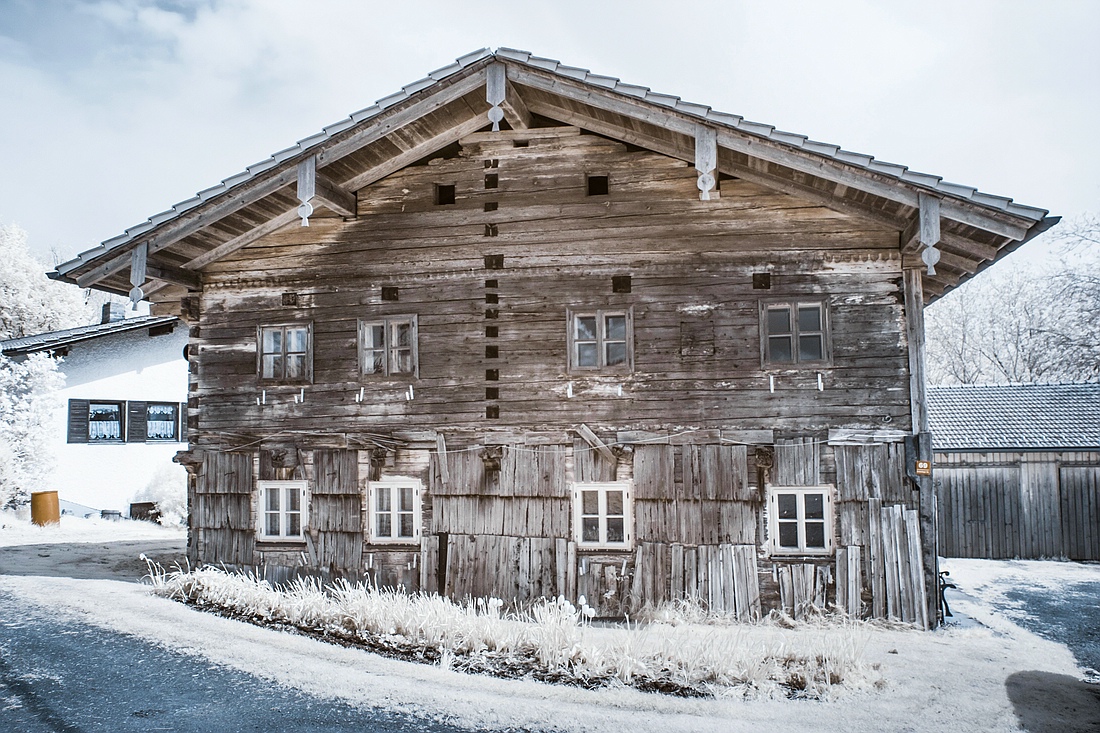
[568,309,633,371]
[88,402,124,441]
[259,324,312,381]
[573,481,633,549]
[257,481,308,541]
[359,316,418,377]
[368,481,421,543]
[145,403,179,441]
[767,486,834,555]
[762,301,829,365]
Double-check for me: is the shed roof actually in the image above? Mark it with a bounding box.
[0,315,180,357]
[929,383,1100,451]
[51,48,1056,304]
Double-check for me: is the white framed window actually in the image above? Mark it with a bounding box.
[761,301,830,366]
[567,308,633,372]
[572,481,633,549]
[368,480,421,544]
[359,315,418,377]
[767,486,835,555]
[257,481,308,541]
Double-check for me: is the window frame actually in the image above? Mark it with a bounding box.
[572,481,634,550]
[566,307,634,373]
[256,481,309,543]
[87,400,125,443]
[357,315,419,379]
[367,480,422,545]
[257,322,314,384]
[759,300,831,367]
[766,485,835,556]
[143,402,180,442]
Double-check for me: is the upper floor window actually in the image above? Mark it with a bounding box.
[144,403,179,441]
[88,401,124,442]
[368,480,421,544]
[767,486,834,555]
[762,301,829,365]
[359,315,418,377]
[568,308,633,372]
[259,324,312,382]
[257,481,308,541]
[573,481,633,550]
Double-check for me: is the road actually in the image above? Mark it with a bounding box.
[1002,569,1100,675]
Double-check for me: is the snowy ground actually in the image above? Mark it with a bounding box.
[1,513,1097,732]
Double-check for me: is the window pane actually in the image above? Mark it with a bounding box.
[262,328,282,354]
[286,488,300,512]
[799,335,823,362]
[805,521,826,548]
[777,493,797,519]
[376,487,391,512]
[778,521,799,548]
[363,324,383,349]
[266,489,280,512]
[145,404,177,441]
[391,348,413,374]
[605,342,627,366]
[285,354,305,379]
[804,493,824,519]
[582,491,599,515]
[605,315,626,341]
[606,490,624,516]
[266,513,280,536]
[768,336,793,363]
[767,307,791,335]
[399,487,413,512]
[377,513,391,538]
[391,322,411,348]
[287,328,309,352]
[582,517,600,542]
[577,343,598,367]
[287,512,301,537]
[607,517,624,543]
[89,403,121,441]
[263,355,282,379]
[575,316,597,341]
[367,349,385,374]
[798,305,822,332]
[399,513,414,538]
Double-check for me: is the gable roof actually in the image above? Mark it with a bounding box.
[0,315,180,357]
[929,383,1100,451]
[51,48,1056,304]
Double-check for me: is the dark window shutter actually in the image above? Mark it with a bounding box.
[67,400,89,443]
[127,401,147,442]
[180,402,188,441]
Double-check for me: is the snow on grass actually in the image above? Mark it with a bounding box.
[0,508,184,547]
[146,563,882,700]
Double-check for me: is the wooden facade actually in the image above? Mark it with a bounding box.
[54,50,1057,628]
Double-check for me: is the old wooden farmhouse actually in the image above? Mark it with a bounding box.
[52,49,1056,627]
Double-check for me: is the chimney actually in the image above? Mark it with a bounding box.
[101,302,126,324]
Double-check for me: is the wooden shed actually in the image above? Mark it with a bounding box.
[52,48,1057,628]
[930,383,1100,560]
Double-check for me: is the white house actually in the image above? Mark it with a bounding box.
[1,304,189,513]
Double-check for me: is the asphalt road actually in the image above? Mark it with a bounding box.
[0,588,474,733]
[1002,567,1100,675]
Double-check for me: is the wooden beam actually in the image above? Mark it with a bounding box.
[576,424,616,466]
[508,65,1035,240]
[695,124,717,201]
[144,261,202,290]
[918,193,941,247]
[313,172,357,217]
[184,209,300,271]
[903,267,930,434]
[501,80,532,130]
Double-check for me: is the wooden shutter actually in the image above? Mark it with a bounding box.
[179,402,188,441]
[127,401,147,442]
[67,400,89,444]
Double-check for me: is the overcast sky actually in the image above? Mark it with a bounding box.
[1,0,1097,264]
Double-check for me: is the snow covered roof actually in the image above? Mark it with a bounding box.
[0,315,180,357]
[929,383,1100,451]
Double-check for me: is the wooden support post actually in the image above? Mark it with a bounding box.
[129,243,147,308]
[903,268,929,435]
[486,63,506,132]
[576,424,616,467]
[694,124,717,201]
[297,156,316,226]
[918,193,942,275]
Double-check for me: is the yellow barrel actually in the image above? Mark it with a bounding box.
[30,491,61,526]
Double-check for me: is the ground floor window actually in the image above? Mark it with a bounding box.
[368,480,421,543]
[767,485,834,555]
[257,481,308,541]
[573,481,633,549]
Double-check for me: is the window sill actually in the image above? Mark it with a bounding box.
[576,545,634,553]
[768,549,835,559]
[256,538,307,547]
[367,538,421,546]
